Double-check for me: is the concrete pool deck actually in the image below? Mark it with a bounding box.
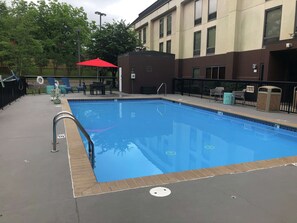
[1,92,297,222]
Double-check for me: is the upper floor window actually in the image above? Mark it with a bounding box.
[159,42,164,52]
[263,6,282,45]
[207,26,216,54]
[194,0,202,26]
[208,0,217,21]
[166,40,171,53]
[138,30,141,43]
[193,31,201,56]
[143,27,147,44]
[159,18,164,38]
[167,14,172,35]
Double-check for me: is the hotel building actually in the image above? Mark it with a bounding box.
[131,0,297,82]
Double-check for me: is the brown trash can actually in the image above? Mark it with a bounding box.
[257,86,282,112]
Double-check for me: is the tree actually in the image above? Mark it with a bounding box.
[0,0,92,76]
[87,20,139,66]
[0,0,43,75]
[34,0,91,75]
[0,1,11,64]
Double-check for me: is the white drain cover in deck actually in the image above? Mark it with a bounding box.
[149,187,171,197]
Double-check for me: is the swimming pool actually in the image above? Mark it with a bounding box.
[69,99,297,183]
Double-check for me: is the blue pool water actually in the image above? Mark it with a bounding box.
[69,99,297,183]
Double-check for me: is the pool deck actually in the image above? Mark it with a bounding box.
[1,92,297,222]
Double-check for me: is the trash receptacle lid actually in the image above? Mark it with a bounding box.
[258,86,282,93]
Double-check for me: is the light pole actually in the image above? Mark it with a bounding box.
[95,11,106,30]
[77,29,81,85]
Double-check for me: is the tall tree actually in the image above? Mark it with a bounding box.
[0,0,42,75]
[12,1,42,74]
[35,0,90,75]
[0,1,11,64]
[87,20,139,65]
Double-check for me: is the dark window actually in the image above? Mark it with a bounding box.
[143,27,146,44]
[207,26,216,54]
[194,0,202,25]
[208,0,217,21]
[167,14,172,35]
[138,30,141,42]
[192,68,201,78]
[193,31,201,56]
[206,66,225,79]
[159,42,164,52]
[159,18,164,38]
[263,6,282,45]
[166,40,171,53]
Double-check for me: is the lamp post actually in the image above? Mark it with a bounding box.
[95,11,106,30]
[77,29,81,85]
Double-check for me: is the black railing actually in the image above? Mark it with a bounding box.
[173,78,297,114]
[0,77,26,109]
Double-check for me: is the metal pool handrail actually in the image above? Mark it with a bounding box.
[52,111,95,168]
[157,82,167,95]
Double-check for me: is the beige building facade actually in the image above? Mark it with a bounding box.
[132,0,297,81]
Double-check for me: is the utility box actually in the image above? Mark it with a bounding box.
[257,86,282,112]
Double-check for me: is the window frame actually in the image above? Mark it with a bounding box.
[159,18,164,38]
[159,42,164,52]
[194,0,202,26]
[192,68,201,79]
[263,6,282,45]
[166,40,171,53]
[206,66,225,79]
[167,14,172,35]
[138,30,141,43]
[193,31,201,56]
[207,26,216,54]
[143,27,147,44]
[208,0,217,21]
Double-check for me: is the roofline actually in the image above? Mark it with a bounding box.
[130,0,171,26]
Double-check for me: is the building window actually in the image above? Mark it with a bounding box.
[166,40,171,53]
[263,6,282,45]
[208,0,217,21]
[159,42,164,52]
[159,18,164,38]
[207,26,216,54]
[206,66,225,79]
[193,68,201,78]
[193,31,201,56]
[143,27,146,44]
[167,14,172,35]
[194,0,202,25]
[138,30,141,43]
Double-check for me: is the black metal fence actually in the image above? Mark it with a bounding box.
[173,78,297,114]
[0,77,26,109]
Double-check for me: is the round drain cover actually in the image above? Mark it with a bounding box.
[149,187,171,197]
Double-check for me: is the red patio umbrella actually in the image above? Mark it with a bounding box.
[77,58,118,68]
[77,58,118,82]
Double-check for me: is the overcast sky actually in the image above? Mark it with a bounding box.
[5,0,156,24]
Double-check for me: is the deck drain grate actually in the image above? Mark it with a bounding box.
[57,134,66,139]
[149,187,171,197]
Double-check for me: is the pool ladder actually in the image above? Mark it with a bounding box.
[52,111,95,168]
[157,83,167,96]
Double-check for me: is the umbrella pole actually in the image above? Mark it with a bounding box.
[97,68,99,82]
